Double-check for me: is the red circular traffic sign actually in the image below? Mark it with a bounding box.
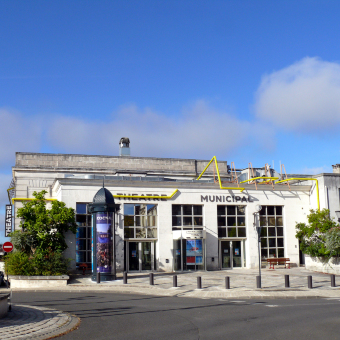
[3,242,13,253]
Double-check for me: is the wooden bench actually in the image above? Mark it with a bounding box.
[267,258,291,269]
[78,263,90,275]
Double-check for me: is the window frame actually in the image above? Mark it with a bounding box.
[75,203,92,266]
[124,203,158,240]
[217,205,247,238]
[259,205,284,259]
[171,204,204,231]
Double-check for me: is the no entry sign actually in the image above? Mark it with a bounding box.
[3,242,13,253]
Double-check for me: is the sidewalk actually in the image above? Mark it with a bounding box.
[1,268,339,340]
[0,305,80,340]
[9,267,340,299]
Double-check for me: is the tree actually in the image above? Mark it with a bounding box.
[295,209,338,258]
[5,190,77,275]
[14,190,77,254]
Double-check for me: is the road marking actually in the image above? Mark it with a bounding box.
[266,305,279,307]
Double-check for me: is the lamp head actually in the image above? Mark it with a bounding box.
[255,204,262,213]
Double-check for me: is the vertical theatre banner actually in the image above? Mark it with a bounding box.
[96,212,113,273]
[5,205,12,237]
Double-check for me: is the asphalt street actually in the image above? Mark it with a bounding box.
[10,291,340,340]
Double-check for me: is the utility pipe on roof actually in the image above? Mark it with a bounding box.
[12,198,57,204]
[7,187,15,203]
[196,156,245,192]
[113,189,178,199]
[239,177,279,184]
[275,178,320,211]
[12,190,179,205]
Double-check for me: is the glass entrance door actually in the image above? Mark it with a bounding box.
[128,242,139,271]
[221,241,231,269]
[141,242,152,270]
[173,239,205,271]
[220,240,244,269]
[128,241,154,272]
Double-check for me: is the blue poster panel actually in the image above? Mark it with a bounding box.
[96,212,113,273]
[195,240,203,256]
[196,256,203,264]
[186,240,197,256]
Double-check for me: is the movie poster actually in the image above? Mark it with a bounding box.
[186,240,203,264]
[96,212,113,273]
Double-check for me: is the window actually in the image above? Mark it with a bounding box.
[124,204,157,239]
[259,206,284,258]
[76,203,92,266]
[217,205,246,238]
[172,205,203,230]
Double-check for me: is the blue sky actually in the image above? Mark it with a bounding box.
[1,0,340,242]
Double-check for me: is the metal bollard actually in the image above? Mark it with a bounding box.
[149,273,154,285]
[308,275,312,289]
[173,275,177,288]
[225,276,230,289]
[331,274,336,287]
[96,271,101,284]
[256,275,261,289]
[197,276,202,289]
[123,272,128,284]
[285,274,290,288]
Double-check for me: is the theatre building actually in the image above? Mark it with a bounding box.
[8,139,340,273]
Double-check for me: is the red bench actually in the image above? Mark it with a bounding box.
[79,263,90,275]
[267,258,291,269]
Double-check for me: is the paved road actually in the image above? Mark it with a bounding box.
[12,291,340,340]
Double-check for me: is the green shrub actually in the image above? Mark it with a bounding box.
[4,250,70,276]
[325,227,340,257]
[296,209,339,258]
[4,251,35,275]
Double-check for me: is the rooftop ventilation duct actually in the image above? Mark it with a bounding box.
[119,137,130,156]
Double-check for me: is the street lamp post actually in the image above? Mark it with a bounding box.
[254,204,262,289]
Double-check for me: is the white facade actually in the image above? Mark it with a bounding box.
[9,152,340,273]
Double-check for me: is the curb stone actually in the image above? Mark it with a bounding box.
[0,304,80,340]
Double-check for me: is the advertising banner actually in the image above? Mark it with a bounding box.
[5,205,12,237]
[186,240,203,264]
[96,212,113,273]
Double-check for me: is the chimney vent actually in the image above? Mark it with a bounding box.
[119,137,130,156]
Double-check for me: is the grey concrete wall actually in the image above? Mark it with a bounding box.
[15,152,229,176]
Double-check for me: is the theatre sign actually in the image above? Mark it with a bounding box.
[5,205,12,237]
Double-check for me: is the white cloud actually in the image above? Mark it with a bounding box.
[254,57,340,131]
[47,100,274,159]
[0,108,42,169]
[0,173,12,207]
[294,166,333,175]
